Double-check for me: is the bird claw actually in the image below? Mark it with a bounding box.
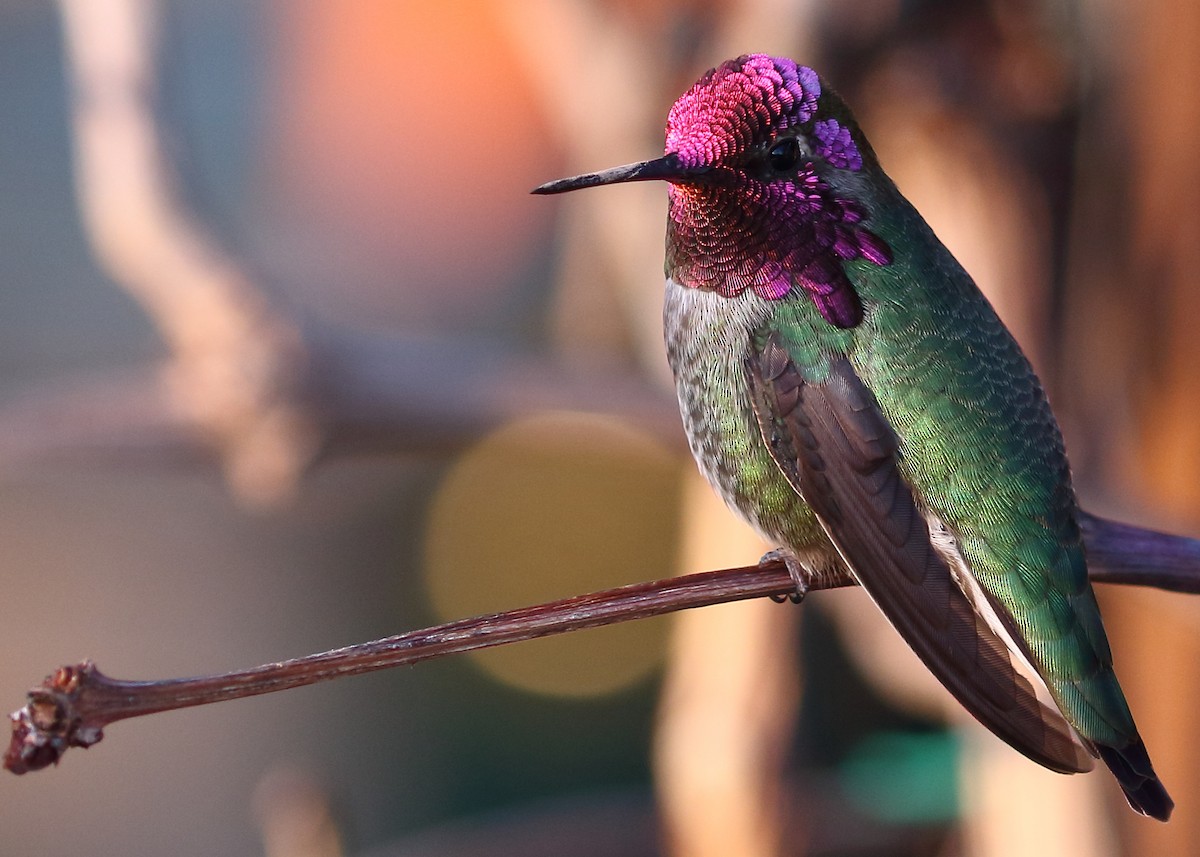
[761,547,809,603]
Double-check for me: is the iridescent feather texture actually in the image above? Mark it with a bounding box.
[663,55,890,327]
[534,54,1172,821]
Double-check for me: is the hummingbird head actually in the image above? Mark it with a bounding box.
[534,55,892,328]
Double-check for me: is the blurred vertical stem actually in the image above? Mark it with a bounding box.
[58,0,319,505]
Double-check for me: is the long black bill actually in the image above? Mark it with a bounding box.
[532,153,709,195]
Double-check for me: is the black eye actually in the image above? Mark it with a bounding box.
[767,137,802,173]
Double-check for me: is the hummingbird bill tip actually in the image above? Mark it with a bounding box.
[532,154,709,195]
[530,178,581,195]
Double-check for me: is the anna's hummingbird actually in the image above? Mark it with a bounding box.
[534,54,1172,820]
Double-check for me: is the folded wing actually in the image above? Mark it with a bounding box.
[745,331,1093,774]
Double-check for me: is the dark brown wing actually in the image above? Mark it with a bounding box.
[746,332,1092,773]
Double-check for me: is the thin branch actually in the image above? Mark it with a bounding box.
[1078,511,1200,593]
[10,0,1198,790]
[7,525,1198,777]
[3,561,806,776]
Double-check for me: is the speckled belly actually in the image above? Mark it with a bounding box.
[662,279,831,556]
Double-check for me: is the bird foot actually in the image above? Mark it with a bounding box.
[761,547,809,604]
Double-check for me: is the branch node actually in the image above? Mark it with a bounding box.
[6,661,105,775]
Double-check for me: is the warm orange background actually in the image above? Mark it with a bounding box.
[0,3,1196,857]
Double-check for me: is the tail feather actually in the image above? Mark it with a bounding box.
[1095,740,1173,821]
[1076,511,1179,820]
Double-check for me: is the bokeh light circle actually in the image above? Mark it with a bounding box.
[422,412,681,697]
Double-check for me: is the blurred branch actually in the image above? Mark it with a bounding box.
[19,0,686,503]
[254,766,345,857]
[0,333,682,468]
[59,0,317,505]
[7,518,1200,776]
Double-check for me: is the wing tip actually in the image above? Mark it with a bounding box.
[1000,715,1093,775]
[1053,736,1096,775]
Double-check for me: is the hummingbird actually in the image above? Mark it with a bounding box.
[534,54,1172,819]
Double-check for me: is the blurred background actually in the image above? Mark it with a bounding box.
[0,1,1197,855]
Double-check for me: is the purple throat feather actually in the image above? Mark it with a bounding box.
[663,55,891,328]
